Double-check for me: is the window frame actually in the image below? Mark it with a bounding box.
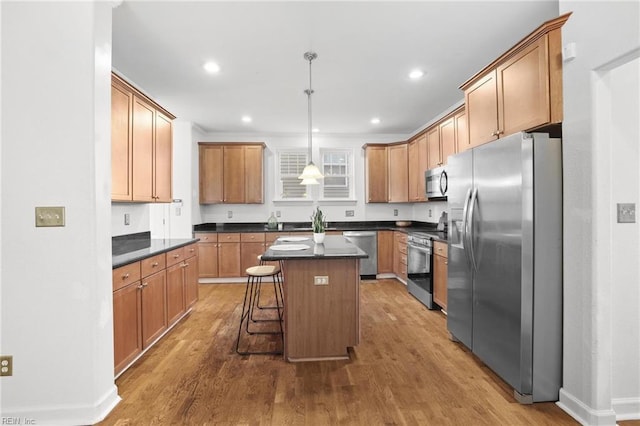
[274,148,312,202]
[319,148,355,201]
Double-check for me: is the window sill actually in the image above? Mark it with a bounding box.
[272,199,314,205]
[317,199,357,205]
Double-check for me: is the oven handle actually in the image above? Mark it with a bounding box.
[407,243,432,255]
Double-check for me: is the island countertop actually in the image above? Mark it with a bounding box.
[260,235,368,261]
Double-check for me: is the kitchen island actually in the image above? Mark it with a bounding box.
[261,235,367,362]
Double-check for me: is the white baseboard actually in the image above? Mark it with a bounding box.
[612,396,640,421]
[557,388,617,425]
[2,384,120,426]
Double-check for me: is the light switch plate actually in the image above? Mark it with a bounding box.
[35,206,65,227]
[314,276,329,285]
[617,203,636,223]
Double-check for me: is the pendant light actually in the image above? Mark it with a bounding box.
[298,51,324,185]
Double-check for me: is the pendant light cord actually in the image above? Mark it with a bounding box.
[304,52,316,163]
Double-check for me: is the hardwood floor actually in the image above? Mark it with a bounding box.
[99,279,581,425]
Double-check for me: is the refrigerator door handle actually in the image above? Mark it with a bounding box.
[468,187,479,272]
[461,187,473,266]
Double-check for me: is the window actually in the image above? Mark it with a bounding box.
[321,149,354,199]
[276,150,309,200]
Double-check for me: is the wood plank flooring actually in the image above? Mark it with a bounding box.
[99,279,583,425]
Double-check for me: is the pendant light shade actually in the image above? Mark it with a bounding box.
[299,51,323,185]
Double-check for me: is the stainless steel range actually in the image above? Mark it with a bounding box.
[406,232,435,309]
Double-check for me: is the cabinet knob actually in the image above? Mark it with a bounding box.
[137,284,144,289]
[122,273,130,280]
[173,254,180,258]
[142,282,148,287]
[445,261,448,265]
[152,262,159,267]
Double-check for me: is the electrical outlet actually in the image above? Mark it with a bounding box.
[345,210,354,217]
[124,213,130,225]
[617,203,636,223]
[428,209,432,218]
[35,206,65,227]
[227,211,233,219]
[314,276,329,285]
[393,209,398,217]
[0,356,13,376]
[276,211,281,218]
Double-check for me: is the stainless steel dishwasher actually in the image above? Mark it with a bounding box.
[342,231,377,277]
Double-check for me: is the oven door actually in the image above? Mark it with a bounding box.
[407,242,435,309]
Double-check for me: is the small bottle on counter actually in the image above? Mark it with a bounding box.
[267,212,278,230]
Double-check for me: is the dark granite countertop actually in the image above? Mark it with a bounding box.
[112,232,199,269]
[260,235,368,261]
[193,221,448,242]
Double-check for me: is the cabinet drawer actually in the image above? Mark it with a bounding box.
[166,246,185,267]
[434,241,448,258]
[194,232,217,243]
[141,254,166,278]
[184,243,198,258]
[218,233,241,243]
[113,262,141,292]
[241,232,265,242]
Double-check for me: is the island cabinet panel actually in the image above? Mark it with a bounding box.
[377,230,394,274]
[283,258,359,361]
[388,143,408,203]
[363,145,388,203]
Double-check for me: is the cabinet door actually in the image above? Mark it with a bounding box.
[497,36,550,137]
[199,145,224,204]
[241,242,266,276]
[465,70,499,148]
[426,126,441,169]
[197,243,218,277]
[154,111,173,202]
[132,95,155,202]
[218,242,241,277]
[433,254,448,311]
[244,145,264,203]
[388,144,408,203]
[113,282,142,375]
[166,263,186,326]
[407,140,420,202]
[185,253,199,308]
[455,110,469,153]
[141,270,167,348]
[377,230,394,274]
[223,146,245,203]
[417,134,428,201]
[439,118,456,165]
[111,82,133,201]
[365,146,388,203]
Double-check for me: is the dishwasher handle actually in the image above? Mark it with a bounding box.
[343,231,377,237]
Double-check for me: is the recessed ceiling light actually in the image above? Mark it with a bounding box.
[241,116,252,123]
[203,61,220,74]
[409,69,424,79]
[312,128,319,133]
[371,118,381,124]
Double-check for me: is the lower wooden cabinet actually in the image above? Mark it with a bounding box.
[112,242,198,376]
[393,232,408,282]
[218,233,241,277]
[377,230,394,274]
[433,241,448,312]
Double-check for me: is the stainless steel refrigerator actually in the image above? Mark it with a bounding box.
[447,132,562,403]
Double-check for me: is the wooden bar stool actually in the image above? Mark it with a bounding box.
[235,263,284,355]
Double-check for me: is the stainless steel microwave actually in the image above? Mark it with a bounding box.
[425,166,448,200]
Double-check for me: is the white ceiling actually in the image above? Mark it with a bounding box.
[112,1,560,136]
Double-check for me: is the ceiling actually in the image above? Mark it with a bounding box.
[112,1,559,136]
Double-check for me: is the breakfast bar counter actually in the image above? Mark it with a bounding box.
[261,235,367,361]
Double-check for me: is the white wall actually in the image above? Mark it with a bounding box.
[557,1,640,424]
[0,2,119,424]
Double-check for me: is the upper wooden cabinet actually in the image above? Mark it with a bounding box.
[363,145,388,203]
[198,142,265,204]
[460,13,569,148]
[426,126,441,170]
[111,73,175,203]
[454,109,469,153]
[388,143,408,203]
[408,134,428,202]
